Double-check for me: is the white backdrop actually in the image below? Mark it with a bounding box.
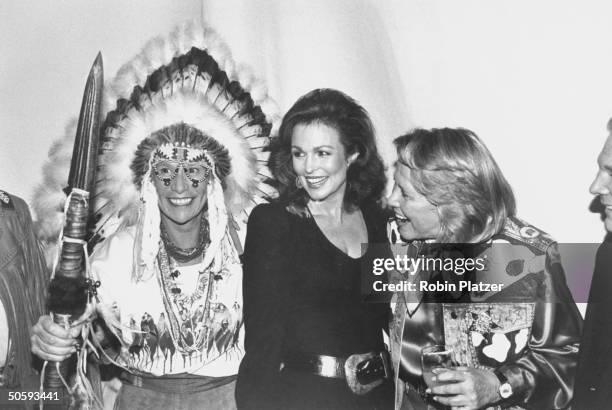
[1,0,611,246]
[0,0,203,202]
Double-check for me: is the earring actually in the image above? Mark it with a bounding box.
[295,176,303,189]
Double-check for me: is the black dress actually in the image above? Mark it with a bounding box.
[236,203,393,410]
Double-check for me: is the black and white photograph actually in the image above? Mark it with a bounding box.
[1,1,612,409]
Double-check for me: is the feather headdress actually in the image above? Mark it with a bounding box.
[33,22,279,262]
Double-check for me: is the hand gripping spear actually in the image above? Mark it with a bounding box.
[44,53,103,391]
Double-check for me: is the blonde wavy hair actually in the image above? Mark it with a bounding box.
[394,128,516,243]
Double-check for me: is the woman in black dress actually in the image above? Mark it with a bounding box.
[236,89,393,410]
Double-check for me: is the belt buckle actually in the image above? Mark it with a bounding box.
[357,351,390,383]
[378,351,391,379]
[344,351,389,396]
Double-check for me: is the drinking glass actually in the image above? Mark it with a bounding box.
[421,345,457,388]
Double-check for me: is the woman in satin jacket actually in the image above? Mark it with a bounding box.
[386,128,582,410]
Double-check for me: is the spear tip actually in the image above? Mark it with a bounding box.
[90,52,104,80]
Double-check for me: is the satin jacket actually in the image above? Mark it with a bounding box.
[388,217,582,410]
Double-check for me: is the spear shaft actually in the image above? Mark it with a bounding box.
[45,53,103,390]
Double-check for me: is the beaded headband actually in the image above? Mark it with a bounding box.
[151,143,215,188]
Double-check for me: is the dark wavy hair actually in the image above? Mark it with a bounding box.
[270,89,386,215]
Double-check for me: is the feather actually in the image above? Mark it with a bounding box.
[33,22,280,259]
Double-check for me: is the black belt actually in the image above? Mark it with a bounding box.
[281,351,391,395]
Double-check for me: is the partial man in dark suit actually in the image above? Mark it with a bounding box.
[574,124,612,409]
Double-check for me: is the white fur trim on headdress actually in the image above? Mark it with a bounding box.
[132,166,160,281]
[202,175,228,271]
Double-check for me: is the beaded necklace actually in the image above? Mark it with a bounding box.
[157,244,216,354]
[160,216,210,264]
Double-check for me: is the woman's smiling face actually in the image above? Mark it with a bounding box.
[387,162,441,241]
[152,159,208,227]
[291,122,357,204]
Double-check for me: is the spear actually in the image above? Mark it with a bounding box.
[45,53,103,389]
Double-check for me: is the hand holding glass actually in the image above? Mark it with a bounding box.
[421,345,457,388]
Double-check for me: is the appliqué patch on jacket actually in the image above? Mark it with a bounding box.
[506,259,525,276]
[499,217,554,255]
[442,303,535,369]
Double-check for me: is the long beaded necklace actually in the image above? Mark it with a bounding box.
[157,245,216,354]
[156,215,214,353]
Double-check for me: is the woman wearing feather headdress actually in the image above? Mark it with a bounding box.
[30,23,279,409]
